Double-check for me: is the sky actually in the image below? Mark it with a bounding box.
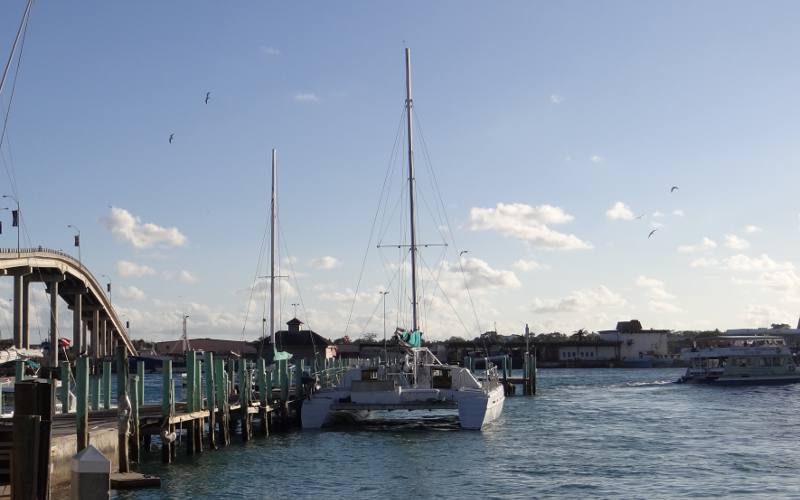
[2,1,800,343]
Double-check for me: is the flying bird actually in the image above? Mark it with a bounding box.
[169,133,174,144]
[205,92,210,104]
[670,186,679,193]
[459,250,469,257]
[635,214,645,220]
[648,229,658,239]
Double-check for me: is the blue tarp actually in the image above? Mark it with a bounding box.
[398,330,423,348]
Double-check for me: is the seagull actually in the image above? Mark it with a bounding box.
[648,229,658,239]
[670,186,679,193]
[169,133,174,144]
[205,92,210,104]
[635,214,645,220]
[459,250,469,257]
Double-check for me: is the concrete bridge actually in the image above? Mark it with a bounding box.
[0,248,137,365]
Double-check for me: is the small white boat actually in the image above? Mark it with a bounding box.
[302,348,505,430]
[678,335,800,385]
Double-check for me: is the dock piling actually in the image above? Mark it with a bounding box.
[205,352,217,450]
[76,356,89,451]
[102,360,111,410]
[116,345,130,473]
[60,360,71,414]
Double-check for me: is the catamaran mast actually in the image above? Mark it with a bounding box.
[269,148,277,346]
[405,48,419,333]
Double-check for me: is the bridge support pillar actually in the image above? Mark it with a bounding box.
[91,310,100,359]
[73,292,83,355]
[100,320,108,358]
[82,321,88,356]
[21,276,30,349]
[12,274,30,349]
[48,280,59,368]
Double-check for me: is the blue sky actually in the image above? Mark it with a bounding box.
[2,1,800,342]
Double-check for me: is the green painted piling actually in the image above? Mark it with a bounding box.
[205,352,217,449]
[279,359,289,402]
[256,359,266,405]
[294,363,303,401]
[14,360,23,382]
[137,361,145,407]
[90,372,100,411]
[162,359,173,417]
[76,356,89,452]
[130,374,140,463]
[186,351,196,455]
[186,352,195,412]
[214,358,230,446]
[59,361,70,414]
[116,345,130,473]
[102,361,112,409]
[266,365,274,403]
[161,359,174,464]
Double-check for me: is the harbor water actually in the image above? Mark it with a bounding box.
[118,368,800,499]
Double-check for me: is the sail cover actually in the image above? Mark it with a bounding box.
[398,330,423,348]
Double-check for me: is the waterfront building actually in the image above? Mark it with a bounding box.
[598,320,670,367]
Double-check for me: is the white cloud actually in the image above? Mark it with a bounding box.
[591,155,604,163]
[260,46,281,56]
[310,256,340,270]
[531,285,625,314]
[102,207,187,249]
[178,270,197,284]
[605,201,634,221]
[119,286,146,301]
[513,259,545,272]
[724,234,750,250]
[636,275,676,301]
[742,304,792,327]
[468,203,591,250]
[690,253,793,272]
[677,237,717,253]
[690,257,720,268]
[549,94,564,104]
[724,254,793,272]
[649,301,683,313]
[672,209,685,217]
[294,93,320,102]
[117,260,156,277]
[744,225,761,234]
[443,257,521,290]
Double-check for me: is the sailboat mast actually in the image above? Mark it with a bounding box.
[269,148,277,346]
[405,48,419,333]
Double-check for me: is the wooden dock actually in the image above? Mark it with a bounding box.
[0,347,331,497]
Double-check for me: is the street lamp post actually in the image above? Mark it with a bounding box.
[101,274,111,299]
[67,224,81,267]
[380,290,390,362]
[2,195,19,257]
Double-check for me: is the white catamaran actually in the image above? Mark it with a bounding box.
[301,49,505,431]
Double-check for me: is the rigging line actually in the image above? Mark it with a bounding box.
[343,106,406,338]
[0,0,32,198]
[244,204,271,347]
[417,252,473,337]
[375,109,405,245]
[358,259,403,335]
[277,225,317,357]
[414,109,482,335]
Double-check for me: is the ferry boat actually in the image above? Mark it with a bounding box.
[678,336,800,385]
[301,49,505,430]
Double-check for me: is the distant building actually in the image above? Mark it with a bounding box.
[557,341,620,362]
[267,318,331,364]
[598,320,670,366]
[154,338,256,358]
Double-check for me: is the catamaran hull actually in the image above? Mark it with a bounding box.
[456,385,505,430]
[301,386,505,430]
